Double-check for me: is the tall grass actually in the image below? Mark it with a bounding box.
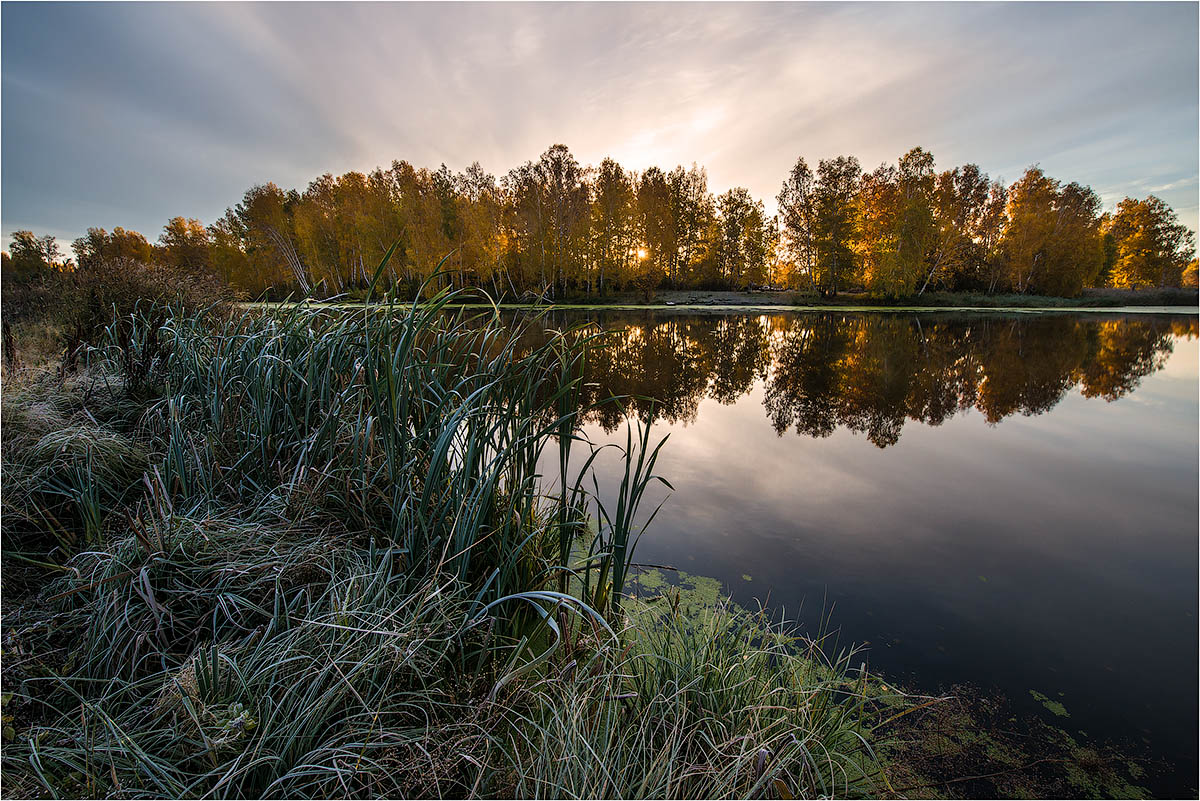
[124,287,628,608]
[504,595,887,799]
[1,282,899,798]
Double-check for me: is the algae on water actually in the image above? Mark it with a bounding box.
[1029,689,1070,718]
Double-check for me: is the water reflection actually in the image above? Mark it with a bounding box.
[525,309,1198,795]
[553,312,1196,446]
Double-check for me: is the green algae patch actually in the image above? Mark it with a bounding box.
[630,565,668,592]
[881,687,1152,799]
[628,566,726,608]
[1030,689,1070,718]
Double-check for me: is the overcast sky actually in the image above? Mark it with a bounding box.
[3,1,1197,252]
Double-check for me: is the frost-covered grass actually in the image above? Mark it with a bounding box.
[0,288,901,798]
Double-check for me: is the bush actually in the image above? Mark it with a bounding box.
[4,257,235,378]
[58,257,232,377]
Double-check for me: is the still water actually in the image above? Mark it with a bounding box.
[543,309,1198,791]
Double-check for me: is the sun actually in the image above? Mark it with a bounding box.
[636,248,648,260]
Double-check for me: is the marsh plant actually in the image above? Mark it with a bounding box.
[0,274,901,797]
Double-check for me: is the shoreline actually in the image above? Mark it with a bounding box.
[242,300,1200,315]
[242,285,1200,315]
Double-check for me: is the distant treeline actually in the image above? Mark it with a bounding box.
[4,144,1198,299]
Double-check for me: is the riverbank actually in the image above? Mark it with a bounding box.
[245,286,1199,315]
[630,568,1158,799]
[581,287,1200,309]
[490,286,1199,313]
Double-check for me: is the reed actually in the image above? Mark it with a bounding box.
[0,277,898,798]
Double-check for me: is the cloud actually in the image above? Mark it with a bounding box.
[3,1,1197,247]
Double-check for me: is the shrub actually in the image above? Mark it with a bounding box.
[59,257,232,380]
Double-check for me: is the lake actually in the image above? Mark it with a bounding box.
[536,308,1198,794]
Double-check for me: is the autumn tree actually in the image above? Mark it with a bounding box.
[1001,167,1103,296]
[923,163,1004,293]
[1044,182,1106,296]
[1002,168,1064,293]
[44,143,1195,301]
[456,163,506,293]
[855,164,905,296]
[6,230,62,278]
[540,145,591,297]
[204,215,248,293]
[715,188,743,287]
[233,184,310,294]
[1103,196,1195,289]
[637,166,674,289]
[779,155,862,295]
[667,165,715,288]
[504,160,548,293]
[976,181,1011,292]
[714,188,767,288]
[292,173,373,292]
[777,158,819,291]
[159,217,211,273]
[813,156,861,295]
[592,157,635,295]
[502,146,590,296]
[386,161,454,292]
[72,227,153,270]
[1183,259,1198,289]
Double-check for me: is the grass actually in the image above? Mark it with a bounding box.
[504,595,888,799]
[0,282,905,798]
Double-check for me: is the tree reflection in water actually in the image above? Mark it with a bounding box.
[533,311,1196,448]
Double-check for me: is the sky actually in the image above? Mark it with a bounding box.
[2,1,1198,253]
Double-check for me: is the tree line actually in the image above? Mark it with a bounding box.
[4,144,1197,299]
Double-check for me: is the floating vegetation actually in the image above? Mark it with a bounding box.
[1030,689,1071,718]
